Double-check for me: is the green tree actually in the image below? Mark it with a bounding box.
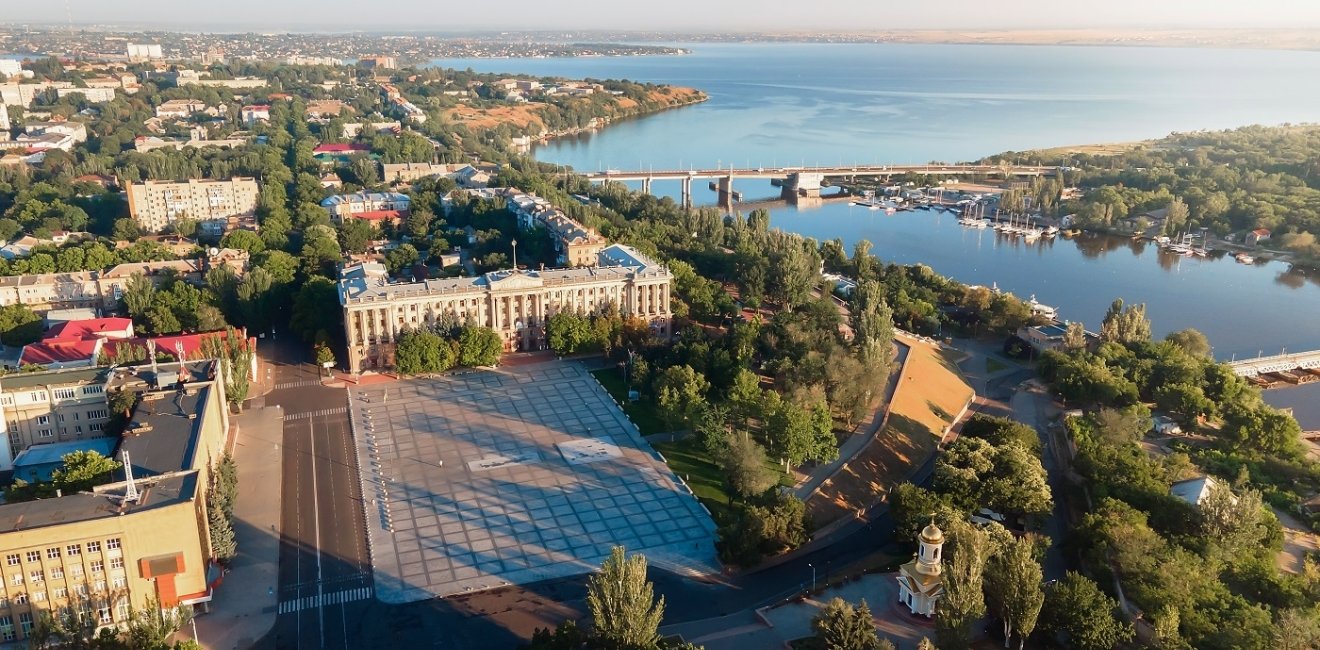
[290,276,340,343]
[1098,299,1151,345]
[654,364,710,432]
[457,326,502,367]
[935,520,990,650]
[51,450,121,493]
[718,434,775,502]
[394,330,456,375]
[220,229,266,253]
[811,598,892,650]
[849,279,895,367]
[125,599,193,650]
[546,311,595,356]
[1164,328,1211,358]
[889,483,953,542]
[983,535,1045,650]
[1062,321,1088,352]
[315,343,337,369]
[200,328,255,408]
[338,218,376,254]
[586,546,664,650]
[1039,572,1133,650]
[1198,481,1272,557]
[0,303,43,346]
[208,484,238,562]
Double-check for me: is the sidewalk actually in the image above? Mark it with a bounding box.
[195,406,284,650]
[664,572,937,650]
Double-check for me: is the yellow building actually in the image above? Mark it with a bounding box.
[125,178,259,234]
[0,362,229,643]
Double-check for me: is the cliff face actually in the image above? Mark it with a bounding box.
[441,86,708,137]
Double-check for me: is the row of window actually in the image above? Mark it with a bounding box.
[5,540,121,567]
[6,558,124,586]
[2,385,105,406]
[0,598,128,639]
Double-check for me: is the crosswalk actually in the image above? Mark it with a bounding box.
[278,587,373,614]
[281,407,348,421]
[274,379,325,390]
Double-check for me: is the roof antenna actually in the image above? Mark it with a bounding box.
[121,450,139,504]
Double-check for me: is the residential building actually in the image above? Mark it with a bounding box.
[23,121,88,144]
[0,361,230,645]
[18,338,104,370]
[44,317,135,342]
[341,121,400,138]
[320,191,411,225]
[0,59,22,79]
[0,272,103,314]
[126,178,260,233]
[338,244,672,372]
[359,56,397,70]
[163,70,265,89]
[0,82,73,107]
[126,43,164,61]
[1018,323,1070,353]
[1246,228,1271,246]
[381,162,452,184]
[240,105,270,126]
[55,87,117,103]
[1170,475,1225,508]
[896,522,944,617]
[10,438,118,483]
[506,191,606,267]
[453,165,491,188]
[0,366,115,466]
[154,99,209,119]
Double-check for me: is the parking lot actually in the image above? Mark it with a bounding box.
[349,361,719,603]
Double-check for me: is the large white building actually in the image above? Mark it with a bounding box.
[896,522,945,617]
[126,43,164,61]
[0,59,22,79]
[320,191,411,224]
[338,244,673,373]
[126,178,260,233]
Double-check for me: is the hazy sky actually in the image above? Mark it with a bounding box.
[6,0,1320,31]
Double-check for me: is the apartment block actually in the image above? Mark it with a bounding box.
[126,178,260,233]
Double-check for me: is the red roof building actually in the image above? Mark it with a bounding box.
[44,317,134,342]
[313,143,370,154]
[19,338,104,368]
[349,210,405,223]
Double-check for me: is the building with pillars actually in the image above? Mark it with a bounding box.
[896,521,945,617]
[338,244,672,373]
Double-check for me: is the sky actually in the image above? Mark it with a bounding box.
[5,0,1320,31]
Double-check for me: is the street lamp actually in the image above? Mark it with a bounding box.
[808,563,816,591]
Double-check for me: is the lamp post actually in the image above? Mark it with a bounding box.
[511,239,518,270]
[808,562,816,591]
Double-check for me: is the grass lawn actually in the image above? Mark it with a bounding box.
[590,368,667,436]
[653,435,792,526]
[986,356,1010,374]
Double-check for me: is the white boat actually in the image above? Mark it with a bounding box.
[1023,229,1042,242]
[1027,295,1058,320]
[1235,253,1255,264]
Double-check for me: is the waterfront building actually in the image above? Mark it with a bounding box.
[506,192,606,267]
[896,521,945,617]
[338,244,672,373]
[0,362,229,644]
[126,178,260,233]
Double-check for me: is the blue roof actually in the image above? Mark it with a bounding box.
[11,438,119,482]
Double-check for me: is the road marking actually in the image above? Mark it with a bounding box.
[274,380,325,390]
[277,587,374,614]
[282,407,348,421]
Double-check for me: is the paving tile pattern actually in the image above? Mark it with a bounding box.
[350,362,719,602]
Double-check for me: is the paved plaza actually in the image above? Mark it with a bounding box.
[349,361,719,603]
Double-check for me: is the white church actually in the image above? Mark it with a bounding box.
[896,520,945,616]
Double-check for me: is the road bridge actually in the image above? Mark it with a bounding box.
[582,163,1061,209]
[1227,349,1320,377]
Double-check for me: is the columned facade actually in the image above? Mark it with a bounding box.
[339,245,672,373]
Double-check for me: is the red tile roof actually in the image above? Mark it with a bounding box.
[350,210,404,222]
[101,329,255,362]
[1251,228,1271,236]
[44,317,134,341]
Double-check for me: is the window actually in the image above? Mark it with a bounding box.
[5,555,17,566]
[90,560,103,574]
[109,557,123,570]
[105,538,120,551]
[29,571,42,584]
[69,566,83,579]
[114,599,129,620]
[111,576,125,589]
[74,584,87,596]
[82,385,104,396]
[24,551,39,563]
[8,574,21,586]
[39,429,52,438]
[88,409,108,420]
[89,423,103,433]
[53,587,67,599]
[72,413,80,421]
[50,567,63,579]
[36,415,50,425]
[65,544,80,556]
[29,391,46,402]
[31,591,44,602]
[18,612,32,635]
[53,388,76,400]
[0,615,12,641]
[86,542,100,553]
[98,607,111,624]
[46,548,59,560]
[93,580,105,592]
[14,593,27,605]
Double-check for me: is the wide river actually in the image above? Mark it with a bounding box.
[432,43,1320,365]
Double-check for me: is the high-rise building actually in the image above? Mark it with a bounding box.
[125,178,260,233]
[125,43,163,62]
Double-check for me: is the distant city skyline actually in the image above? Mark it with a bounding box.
[4,0,1320,31]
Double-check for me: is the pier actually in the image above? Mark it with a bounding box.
[1227,349,1320,383]
[584,163,1060,209]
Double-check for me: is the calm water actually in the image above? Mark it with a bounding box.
[431,44,1320,358]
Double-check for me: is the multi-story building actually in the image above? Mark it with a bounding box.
[0,82,73,107]
[56,87,117,103]
[0,366,115,467]
[305,100,350,119]
[239,105,270,126]
[359,56,397,70]
[338,244,672,372]
[22,121,88,144]
[0,272,104,314]
[126,178,260,233]
[320,191,411,225]
[126,43,164,61]
[0,59,22,79]
[154,99,210,120]
[0,362,229,644]
[381,162,452,184]
[506,191,607,267]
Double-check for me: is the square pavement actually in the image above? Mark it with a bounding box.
[349,361,719,603]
